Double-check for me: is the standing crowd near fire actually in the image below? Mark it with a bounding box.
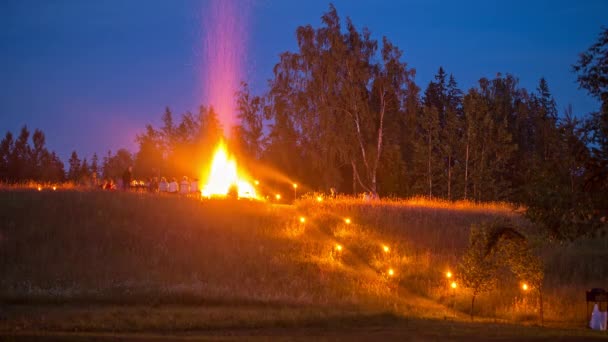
[99,166,200,195]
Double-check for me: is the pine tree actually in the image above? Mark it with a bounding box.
[30,129,46,180]
[91,153,99,181]
[80,158,90,183]
[236,82,265,160]
[67,151,81,182]
[0,132,14,182]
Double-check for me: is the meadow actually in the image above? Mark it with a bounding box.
[0,189,606,340]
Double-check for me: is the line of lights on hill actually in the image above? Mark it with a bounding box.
[445,269,529,292]
[299,214,399,278]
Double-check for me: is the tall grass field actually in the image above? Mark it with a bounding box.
[0,190,606,338]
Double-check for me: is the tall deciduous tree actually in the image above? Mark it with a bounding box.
[266,5,415,196]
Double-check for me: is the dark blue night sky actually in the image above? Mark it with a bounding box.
[1,0,606,162]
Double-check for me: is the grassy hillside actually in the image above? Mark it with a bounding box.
[0,190,606,333]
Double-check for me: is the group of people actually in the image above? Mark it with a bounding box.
[98,166,200,195]
[154,176,199,195]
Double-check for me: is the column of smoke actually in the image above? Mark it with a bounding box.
[201,0,248,133]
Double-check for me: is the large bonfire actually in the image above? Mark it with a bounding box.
[200,141,257,199]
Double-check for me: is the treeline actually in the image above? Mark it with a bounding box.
[0,126,64,183]
[229,6,591,202]
[0,125,137,185]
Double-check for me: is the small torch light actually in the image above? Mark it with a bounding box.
[522,283,529,291]
[388,268,395,276]
[299,216,306,223]
[383,245,390,253]
[316,196,323,202]
[335,244,343,252]
[451,281,457,289]
[275,194,281,201]
[446,271,452,279]
[344,218,351,224]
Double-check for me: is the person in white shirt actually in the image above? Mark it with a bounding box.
[168,178,179,194]
[159,177,168,192]
[179,176,190,195]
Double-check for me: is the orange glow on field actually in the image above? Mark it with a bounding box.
[201,141,257,199]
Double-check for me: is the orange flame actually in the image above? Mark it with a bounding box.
[201,141,257,199]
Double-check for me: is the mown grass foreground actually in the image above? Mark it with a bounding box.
[0,190,606,340]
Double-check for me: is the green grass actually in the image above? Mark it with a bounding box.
[0,190,606,338]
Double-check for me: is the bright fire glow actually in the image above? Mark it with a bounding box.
[201,141,257,199]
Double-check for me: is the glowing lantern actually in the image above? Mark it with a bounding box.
[388,268,395,276]
[275,194,281,200]
[316,196,323,202]
[52,186,56,191]
[383,245,390,253]
[201,141,257,199]
[446,271,452,279]
[299,216,306,223]
[292,183,298,189]
[335,244,343,252]
[37,186,41,191]
[451,281,457,289]
[522,283,529,291]
[344,218,351,224]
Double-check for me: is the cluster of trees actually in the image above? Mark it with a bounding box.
[232,6,598,202]
[0,125,137,185]
[133,105,223,180]
[0,126,65,183]
[66,149,134,184]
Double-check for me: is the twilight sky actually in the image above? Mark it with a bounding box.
[1,0,606,163]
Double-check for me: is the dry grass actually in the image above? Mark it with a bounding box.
[0,190,605,334]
